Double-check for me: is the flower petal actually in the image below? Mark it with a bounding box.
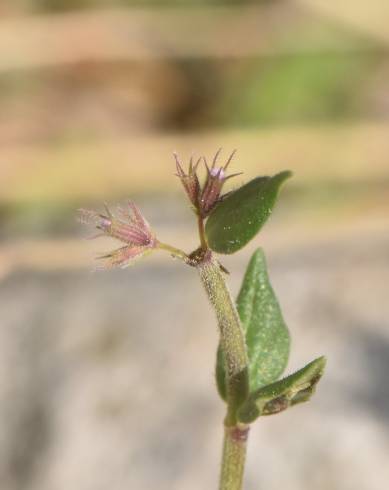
[97,245,151,269]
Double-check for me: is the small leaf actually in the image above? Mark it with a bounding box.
[216,248,290,400]
[205,171,292,254]
[237,356,326,424]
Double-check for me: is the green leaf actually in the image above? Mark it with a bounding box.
[205,171,292,254]
[238,248,291,391]
[237,356,326,424]
[216,248,290,401]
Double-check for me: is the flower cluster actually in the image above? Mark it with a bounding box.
[78,149,241,269]
[175,149,241,218]
[78,201,156,268]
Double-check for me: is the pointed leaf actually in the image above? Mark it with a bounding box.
[238,248,290,391]
[205,171,292,254]
[216,248,290,400]
[237,356,326,424]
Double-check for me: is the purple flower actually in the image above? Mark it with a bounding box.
[78,201,156,268]
[174,153,201,209]
[200,149,241,217]
[174,149,242,218]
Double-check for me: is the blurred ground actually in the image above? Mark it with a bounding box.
[0,1,388,489]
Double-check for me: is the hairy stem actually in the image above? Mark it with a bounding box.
[220,427,249,490]
[197,251,249,490]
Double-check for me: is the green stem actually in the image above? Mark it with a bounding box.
[198,214,208,250]
[220,427,249,490]
[157,241,189,263]
[197,251,249,490]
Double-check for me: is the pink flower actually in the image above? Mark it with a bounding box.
[78,201,156,268]
[174,153,201,209]
[200,149,242,217]
[174,149,242,218]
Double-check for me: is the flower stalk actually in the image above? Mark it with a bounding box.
[156,241,190,263]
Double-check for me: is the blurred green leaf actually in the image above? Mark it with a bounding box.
[237,356,326,424]
[216,248,290,401]
[205,172,291,254]
[220,53,375,126]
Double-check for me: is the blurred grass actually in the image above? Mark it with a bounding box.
[24,0,264,13]
[0,1,388,241]
[1,122,389,242]
[219,52,380,126]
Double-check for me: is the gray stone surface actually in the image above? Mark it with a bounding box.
[0,231,388,490]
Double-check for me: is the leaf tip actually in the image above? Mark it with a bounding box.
[274,171,293,191]
[313,355,327,375]
[251,247,265,262]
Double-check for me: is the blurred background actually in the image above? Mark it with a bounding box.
[0,1,388,489]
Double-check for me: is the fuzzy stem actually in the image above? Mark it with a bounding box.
[220,427,249,490]
[197,252,249,490]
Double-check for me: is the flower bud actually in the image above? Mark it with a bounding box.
[200,149,241,217]
[174,153,201,210]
